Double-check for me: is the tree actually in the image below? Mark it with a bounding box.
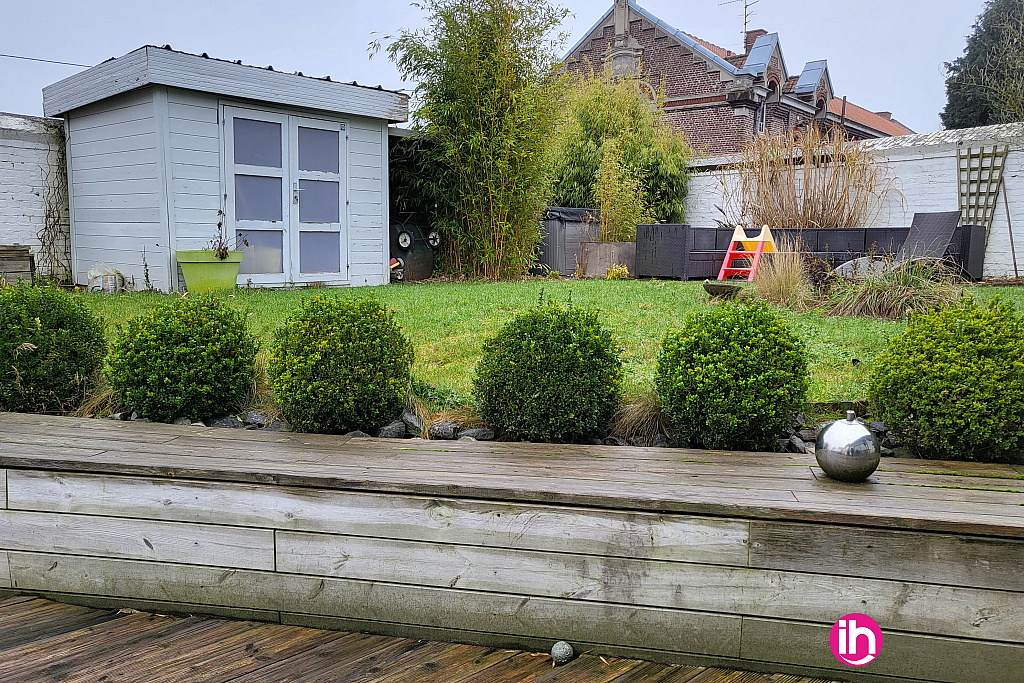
[549,66,693,224]
[942,0,1024,128]
[381,0,570,279]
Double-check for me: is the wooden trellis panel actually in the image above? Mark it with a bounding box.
[958,144,1010,235]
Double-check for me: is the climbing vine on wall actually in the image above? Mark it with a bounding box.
[37,122,72,284]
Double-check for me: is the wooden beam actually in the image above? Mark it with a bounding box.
[275,530,1024,643]
[750,520,1024,592]
[7,551,744,660]
[0,510,274,570]
[7,471,751,567]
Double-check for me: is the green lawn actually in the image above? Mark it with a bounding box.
[80,280,1024,405]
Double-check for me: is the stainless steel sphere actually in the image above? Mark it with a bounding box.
[551,641,574,666]
[815,410,881,483]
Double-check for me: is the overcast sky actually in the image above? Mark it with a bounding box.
[1,0,986,133]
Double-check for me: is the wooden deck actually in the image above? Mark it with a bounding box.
[1,412,1023,683]
[0,596,849,682]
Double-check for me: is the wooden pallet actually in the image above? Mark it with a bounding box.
[0,246,35,285]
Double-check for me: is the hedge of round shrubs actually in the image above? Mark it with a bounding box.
[0,283,106,413]
[106,295,258,423]
[655,302,809,451]
[869,299,1024,462]
[473,299,622,443]
[269,295,413,434]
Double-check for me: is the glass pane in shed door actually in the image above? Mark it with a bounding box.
[295,122,343,277]
[229,111,287,279]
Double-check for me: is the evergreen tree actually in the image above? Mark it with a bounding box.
[942,0,1024,129]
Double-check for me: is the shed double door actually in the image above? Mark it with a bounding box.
[224,106,348,286]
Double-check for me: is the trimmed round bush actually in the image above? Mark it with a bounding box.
[656,302,809,451]
[106,295,258,422]
[473,299,623,443]
[269,295,413,434]
[868,299,1024,462]
[0,284,106,413]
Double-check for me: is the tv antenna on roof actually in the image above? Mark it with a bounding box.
[720,0,760,44]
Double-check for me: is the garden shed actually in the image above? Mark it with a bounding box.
[42,45,409,291]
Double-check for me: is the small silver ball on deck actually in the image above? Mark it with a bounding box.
[550,640,574,666]
[815,410,881,483]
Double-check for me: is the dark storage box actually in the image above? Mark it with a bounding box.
[538,208,597,275]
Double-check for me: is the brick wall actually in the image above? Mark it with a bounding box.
[0,113,68,276]
[567,17,753,156]
[684,125,1024,279]
[665,105,751,157]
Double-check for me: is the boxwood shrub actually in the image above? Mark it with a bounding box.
[869,299,1024,462]
[473,299,623,443]
[656,302,808,451]
[106,295,257,422]
[0,283,106,413]
[269,295,413,433]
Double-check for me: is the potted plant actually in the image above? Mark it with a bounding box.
[175,211,248,293]
[579,146,651,278]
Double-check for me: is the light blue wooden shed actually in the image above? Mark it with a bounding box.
[43,46,408,291]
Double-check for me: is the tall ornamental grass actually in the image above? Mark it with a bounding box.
[720,127,898,230]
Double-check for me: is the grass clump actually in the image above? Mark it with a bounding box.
[269,295,413,434]
[0,283,106,413]
[869,298,1024,462]
[753,236,816,312]
[473,297,623,443]
[106,295,257,423]
[610,389,666,445]
[824,259,963,320]
[656,301,809,451]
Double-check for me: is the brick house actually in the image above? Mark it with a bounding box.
[566,1,914,156]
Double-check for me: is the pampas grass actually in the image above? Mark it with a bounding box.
[720,127,899,230]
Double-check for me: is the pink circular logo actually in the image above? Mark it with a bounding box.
[830,613,883,666]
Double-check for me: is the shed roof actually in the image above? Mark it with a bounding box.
[42,45,409,123]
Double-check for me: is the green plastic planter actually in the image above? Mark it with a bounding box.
[176,250,243,293]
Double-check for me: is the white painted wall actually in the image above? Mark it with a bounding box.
[685,124,1024,278]
[0,113,62,259]
[66,87,170,289]
[348,116,388,286]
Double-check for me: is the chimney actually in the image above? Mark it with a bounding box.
[875,111,892,120]
[614,0,629,39]
[745,29,768,54]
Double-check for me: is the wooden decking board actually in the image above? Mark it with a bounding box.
[1,414,1021,539]
[304,639,451,683]
[531,654,647,681]
[13,423,1024,504]
[0,597,853,682]
[139,622,346,683]
[370,643,518,682]
[601,661,709,682]
[228,632,400,682]
[0,606,122,650]
[0,612,198,678]
[30,620,263,682]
